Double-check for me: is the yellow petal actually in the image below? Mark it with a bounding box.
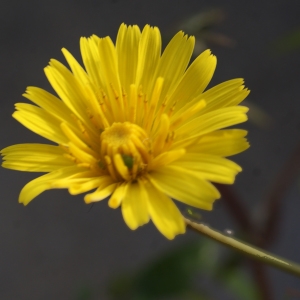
[60,123,99,157]
[44,60,97,135]
[62,48,92,87]
[154,31,195,104]
[108,183,127,209]
[152,113,170,156]
[201,79,250,112]
[187,129,249,157]
[116,24,141,92]
[1,143,64,156]
[19,166,88,205]
[148,165,220,210]
[145,181,185,239]
[23,87,76,126]
[173,153,242,184]
[69,177,108,195]
[13,104,68,145]
[84,182,117,203]
[50,170,99,188]
[174,79,249,121]
[1,143,73,172]
[121,181,149,230]
[62,49,106,127]
[98,36,124,121]
[135,25,161,97]
[167,50,216,112]
[150,148,186,170]
[68,142,98,165]
[175,106,249,144]
[80,35,105,89]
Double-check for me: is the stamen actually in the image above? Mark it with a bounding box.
[108,183,126,208]
[161,97,168,110]
[152,114,170,156]
[163,131,175,152]
[143,96,148,127]
[122,88,128,119]
[150,149,186,170]
[129,84,137,123]
[110,83,120,103]
[86,109,100,130]
[100,139,108,159]
[152,96,168,133]
[168,101,176,118]
[144,77,164,133]
[170,99,206,130]
[130,136,149,163]
[77,162,92,168]
[113,154,131,181]
[119,144,132,161]
[63,153,79,163]
[87,100,110,130]
[68,142,98,165]
[84,85,106,130]
[100,90,113,121]
[136,86,144,125]
[110,83,125,121]
[100,112,111,130]
[107,144,117,160]
[104,155,118,181]
[101,90,110,109]
[77,119,90,138]
[60,122,99,158]
[60,144,70,152]
[131,159,138,179]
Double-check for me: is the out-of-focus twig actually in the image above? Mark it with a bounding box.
[260,141,300,247]
[215,141,300,297]
[215,184,258,242]
[250,261,273,300]
[244,99,273,130]
[177,8,226,36]
[167,8,235,55]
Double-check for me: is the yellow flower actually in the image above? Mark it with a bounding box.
[1,24,249,239]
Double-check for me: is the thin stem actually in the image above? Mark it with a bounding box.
[184,217,300,277]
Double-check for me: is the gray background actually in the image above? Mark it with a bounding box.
[1,0,300,299]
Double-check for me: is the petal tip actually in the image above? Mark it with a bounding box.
[84,195,92,204]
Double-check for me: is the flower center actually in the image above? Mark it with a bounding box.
[100,122,151,181]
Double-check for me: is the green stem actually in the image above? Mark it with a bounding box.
[184,217,300,277]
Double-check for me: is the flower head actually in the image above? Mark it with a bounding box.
[1,24,249,239]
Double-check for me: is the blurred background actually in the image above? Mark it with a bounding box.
[1,0,300,299]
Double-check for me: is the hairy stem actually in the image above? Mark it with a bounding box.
[185,217,300,277]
